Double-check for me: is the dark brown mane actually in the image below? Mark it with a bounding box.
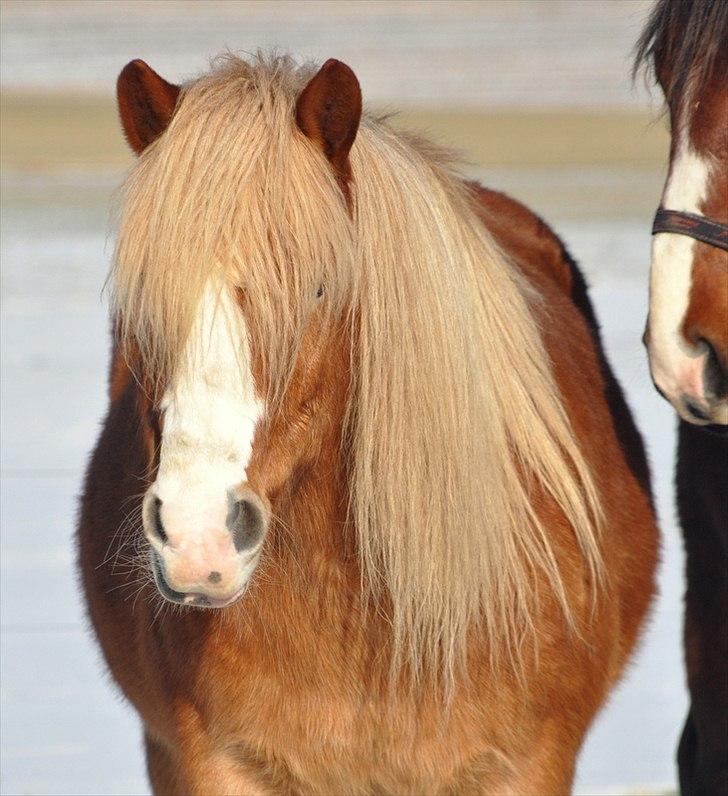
[634,0,728,104]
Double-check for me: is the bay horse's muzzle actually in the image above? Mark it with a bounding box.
[142,487,269,608]
[678,342,728,426]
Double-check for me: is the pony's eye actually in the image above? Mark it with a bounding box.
[316,285,324,298]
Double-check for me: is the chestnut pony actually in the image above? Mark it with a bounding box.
[636,1,728,793]
[79,55,657,795]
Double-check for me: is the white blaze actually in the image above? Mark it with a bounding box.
[153,283,263,539]
[648,142,712,414]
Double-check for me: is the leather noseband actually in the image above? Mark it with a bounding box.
[652,208,728,252]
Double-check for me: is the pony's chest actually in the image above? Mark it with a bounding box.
[199,692,481,794]
[190,640,485,793]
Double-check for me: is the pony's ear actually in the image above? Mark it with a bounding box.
[295,59,362,182]
[117,59,180,155]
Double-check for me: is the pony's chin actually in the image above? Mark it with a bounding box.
[150,550,248,609]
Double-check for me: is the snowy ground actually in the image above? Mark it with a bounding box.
[1,165,685,795]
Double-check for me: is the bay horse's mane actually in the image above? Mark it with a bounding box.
[634,0,728,105]
[112,54,602,683]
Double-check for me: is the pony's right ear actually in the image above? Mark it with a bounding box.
[117,60,180,155]
[295,59,362,184]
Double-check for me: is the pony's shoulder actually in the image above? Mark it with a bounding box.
[468,183,575,297]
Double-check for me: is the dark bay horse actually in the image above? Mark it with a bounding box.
[636,1,728,793]
[78,54,657,794]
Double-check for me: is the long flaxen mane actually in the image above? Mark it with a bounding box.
[112,54,602,685]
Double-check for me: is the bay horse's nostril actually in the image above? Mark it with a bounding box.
[682,396,710,422]
[227,498,265,552]
[703,340,728,398]
[150,496,168,544]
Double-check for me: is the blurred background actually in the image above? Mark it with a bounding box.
[1,2,683,794]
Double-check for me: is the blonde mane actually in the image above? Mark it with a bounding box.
[112,54,602,685]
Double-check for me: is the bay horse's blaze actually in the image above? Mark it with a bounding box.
[78,54,658,794]
[637,0,728,426]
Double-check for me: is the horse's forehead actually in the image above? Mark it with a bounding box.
[684,79,728,156]
[171,284,257,390]
[678,85,728,234]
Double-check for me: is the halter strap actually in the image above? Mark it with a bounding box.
[652,208,728,252]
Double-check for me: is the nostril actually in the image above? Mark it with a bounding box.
[227,498,264,552]
[703,340,728,398]
[151,496,168,544]
[683,396,710,422]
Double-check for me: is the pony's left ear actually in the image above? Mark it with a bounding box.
[117,59,180,155]
[295,59,362,183]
